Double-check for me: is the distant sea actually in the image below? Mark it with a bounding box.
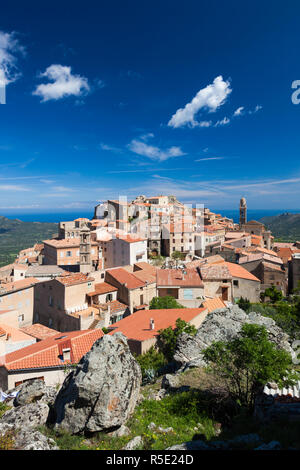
[1,209,300,224]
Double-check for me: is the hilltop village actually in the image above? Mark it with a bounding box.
[0,194,299,391]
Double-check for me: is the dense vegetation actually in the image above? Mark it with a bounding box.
[237,284,300,340]
[149,296,185,310]
[203,323,298,409]
[0,216,57,267]
[259,212,300,241]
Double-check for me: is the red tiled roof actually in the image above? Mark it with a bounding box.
[106,268,145,289]
[224,262,260,282]
[202,297,226,312]
[87,282,118,296]
[0,277,39,293]
[1,329,104,371]
[57,273,94,287]
[20,323,59,341]
[105,300,128,314]
[157,268,203,287]
[109,307,207,341]
[116,234,146,243]
[200,263,232,280]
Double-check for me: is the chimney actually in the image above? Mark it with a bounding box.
[150,318,155,330]
[6,333,11,341]
[62,347,71,362]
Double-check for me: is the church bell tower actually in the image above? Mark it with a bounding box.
[239,197,247,227]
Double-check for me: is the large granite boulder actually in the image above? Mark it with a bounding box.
[0,422,58,450]
[174,305,295,371]
[14,379,57,407]
[52,332,142,434]
[1,402,50,430]
[14,430,59,450]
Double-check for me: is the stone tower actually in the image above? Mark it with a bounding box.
[79,223,92,274]
[239,197,247,227]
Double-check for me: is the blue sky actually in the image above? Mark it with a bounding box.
[1,0,300,213]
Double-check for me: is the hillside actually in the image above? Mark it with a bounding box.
[0,216,58,267]
[259,212,300,242]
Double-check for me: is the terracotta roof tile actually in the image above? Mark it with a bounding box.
[87,282,118,296]
[202,297,226,312]
[20,324,59,341]
[157,268,203,287]
[106,268,145,289]
[1,329,104,371]
[224,262,260,282]
[57,273,94,287]
[109,307,207,341]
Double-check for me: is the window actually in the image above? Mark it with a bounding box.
[233,280,239,287]
[60,252,64,258]
[66,251,72,257]
[18,314,24,323]
[49,295,53,306]
[183,289,193,300]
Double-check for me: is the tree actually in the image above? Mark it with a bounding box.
[237,297,251,312]
[135,346,167,383]
[158,318,197,362]
[264,286,283,303]
[149,296,185,310]
[171,251,186,261]
[202,323,298,409]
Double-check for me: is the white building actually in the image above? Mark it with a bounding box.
[102,234,148,269]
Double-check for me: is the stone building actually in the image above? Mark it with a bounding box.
[240,220,273,250]
[33,273,96,332]
[105,266,157,313]
[239,197,247,226]
[239,252,286,294]
[156,267,205,307]
[288,253,300,293]
[0,278,39,328]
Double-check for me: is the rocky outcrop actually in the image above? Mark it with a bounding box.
[122,436,143,450]
[14,378,57,407]
[0,423,58,450]
[174,305,295,371]
[52,332,142,434]
[13,430,59,450]
[1,402,50,430]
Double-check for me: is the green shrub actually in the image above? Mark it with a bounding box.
[149,296,185,310]
[135,346,167,382]
[158,318,197,362]
[0,431,15,450]
[203,323,298,409]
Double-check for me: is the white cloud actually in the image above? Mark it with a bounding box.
[233,106,244,116]
[33,64,90,102]
[128,135,186,162]
[168,76,232,128]
[214,116,230,127]
[52,185,76,192]
[0,30,24,85]
[249,104,263,114]
[195,157,224,162]
[0,184,30,191]
[99,143,123,153]
[198,121,212,127]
